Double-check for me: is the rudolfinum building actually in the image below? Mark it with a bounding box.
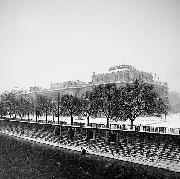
[29,65,168,101]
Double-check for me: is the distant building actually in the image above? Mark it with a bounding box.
[28,65,168,100]
[29,86,43,92]
[50,80,87,90]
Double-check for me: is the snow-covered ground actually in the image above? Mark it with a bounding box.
[7,113,180,128]
[69,114,180,128]
[150,113,180,128]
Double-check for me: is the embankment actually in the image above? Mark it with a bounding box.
[0,118,180,178]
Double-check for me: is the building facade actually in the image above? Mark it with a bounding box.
[29,65,168,100]
[92,65,153,84]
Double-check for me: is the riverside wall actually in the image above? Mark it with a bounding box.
[1,117,180,148]
[1,117,180,173]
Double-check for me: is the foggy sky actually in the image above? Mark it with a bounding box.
[0,0,180,92]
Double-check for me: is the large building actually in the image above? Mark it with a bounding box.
[92,65,154,84]
[29,65,168,100]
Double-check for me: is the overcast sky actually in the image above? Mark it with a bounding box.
[0,0,180,93]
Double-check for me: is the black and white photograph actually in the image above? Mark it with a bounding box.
[0,0,180,178]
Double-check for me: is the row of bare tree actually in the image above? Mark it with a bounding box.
[0,80,169,128]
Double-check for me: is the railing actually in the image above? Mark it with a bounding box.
[110,123,180,135]
[1,117,180,136]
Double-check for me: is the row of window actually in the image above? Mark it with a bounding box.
[93,72,151,84]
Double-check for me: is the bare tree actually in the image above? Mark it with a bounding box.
[60,94,82,125]
[0,94,7,117]
[81,90,99,126]
[36,95,53,123]
[54,93,61,124]
[1,91,19,118]
[122,79,169,129]
[91,83,120,128]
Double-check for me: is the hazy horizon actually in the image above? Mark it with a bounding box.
[0,0,180,93]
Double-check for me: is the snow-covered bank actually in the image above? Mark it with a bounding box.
[6,113,180,127]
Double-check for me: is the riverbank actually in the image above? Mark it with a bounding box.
[0,132,180,179]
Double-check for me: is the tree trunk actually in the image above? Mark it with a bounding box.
[46,111,48,123]
[35,110,38,122]
[130,119,134,130]
[106,117,109,128]
[53,114,54,123]
[57,95,60,124]
[57,116,59,124]
[71,115,73,126]
[87,116,90,126]
[57,106,60,124]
